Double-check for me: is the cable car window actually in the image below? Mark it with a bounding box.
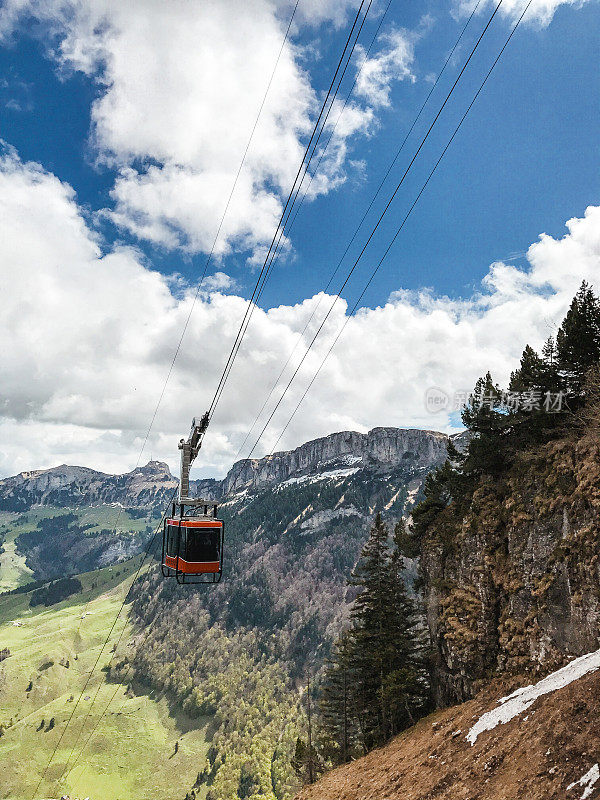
[185,527,221,563]
[166,523,180,557]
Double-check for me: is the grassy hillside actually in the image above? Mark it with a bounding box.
[0,506,160,586]
[0,558,211,800]
[0,511,33,592]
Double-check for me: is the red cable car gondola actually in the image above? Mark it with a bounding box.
[162,503,224,584]
[161,414,224,584]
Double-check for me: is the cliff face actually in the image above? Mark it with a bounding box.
[222,427,449,493]
[421,422,600,706]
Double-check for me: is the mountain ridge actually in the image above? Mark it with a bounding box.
[0,426,456,511]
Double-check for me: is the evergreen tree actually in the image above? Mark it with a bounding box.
[293,674,322,784]
[383,523,430,735]
[348,513,394,748]
[542,336,557,367]
[556,281,600,395]
[506,343,564,443]
[321,514,432,753]
[461,372,507,475]
[509,344,549,393]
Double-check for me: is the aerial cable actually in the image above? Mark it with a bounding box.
[135,0,303,458]
[55,545,166,788]
[230,0,483,464]
[210,0,488,427]
[206,0,371,422]
[53,534,166,789]
[226,0,506,486]
[64,0,303,653]
[210,0,392,437]
[36,17,375,778]
[30,492,176,799]
[269,0,535,457]
[32,12,369,784]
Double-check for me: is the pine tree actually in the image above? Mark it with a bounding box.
[384,523,430,735]
[542,336,557,366]
[509,345,548,393]
[346,514,431,748]
[348,513,393,748]
[556,281,600,395]
[506,343,564,443]
[293,674,322,783]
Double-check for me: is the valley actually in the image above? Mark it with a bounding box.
[0,426,450,799]
[0,558,211,800]
[0,397,598,799]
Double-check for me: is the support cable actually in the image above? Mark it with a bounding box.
[231,0,482,463]
[269,0,535,457]
[206,0,371,422]
[226,0,506,486]
[29,3,301,790]
[30,489,176,799]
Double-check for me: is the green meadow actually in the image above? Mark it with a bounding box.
[0,558,211,800]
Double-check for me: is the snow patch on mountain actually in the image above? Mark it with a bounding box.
[467,649,600,745]
[568,764,600,800]
[281,467,361,487]
[300,506,361,531]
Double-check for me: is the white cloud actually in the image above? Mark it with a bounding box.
[354,27,416,107]
[0,149,599,478]
[453,0,595,28]
[0,0,414,260]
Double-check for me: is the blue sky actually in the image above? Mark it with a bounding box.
[1,0,597,306]
[0,0,598,476]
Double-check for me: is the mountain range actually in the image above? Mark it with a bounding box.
[0,426,454,512]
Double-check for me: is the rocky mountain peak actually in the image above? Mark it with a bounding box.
[131,460,173,478]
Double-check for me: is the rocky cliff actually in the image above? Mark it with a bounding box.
[221,427,449,494]
[421,418,600,706]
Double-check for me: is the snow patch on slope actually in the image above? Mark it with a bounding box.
[300,506,361,531]
[467,649,600,745]
[568,764,600,800]
[281,467,361,486]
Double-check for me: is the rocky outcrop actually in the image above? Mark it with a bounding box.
[421,430,600,706]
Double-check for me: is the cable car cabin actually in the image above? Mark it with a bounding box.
[162,502,224,584]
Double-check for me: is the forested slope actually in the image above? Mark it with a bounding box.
[127,447,443,799]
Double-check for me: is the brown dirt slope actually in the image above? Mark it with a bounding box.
[297,670,600,800]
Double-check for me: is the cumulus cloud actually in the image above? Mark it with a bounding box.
[0,0,416,260]
[453,0,595,27]
[0,148,599,478]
